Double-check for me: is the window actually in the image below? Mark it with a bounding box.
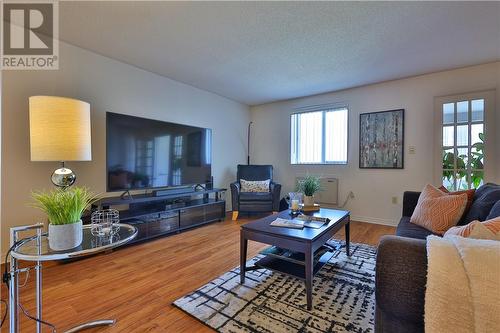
[290,107,348,164]
[440,98,485,190]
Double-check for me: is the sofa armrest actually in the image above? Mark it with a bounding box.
[230,181,240,211]
[376,235,427,326]
[270,182,282,211]
[402,191,421,217]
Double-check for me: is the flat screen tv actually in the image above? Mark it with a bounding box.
[106,112,212,192]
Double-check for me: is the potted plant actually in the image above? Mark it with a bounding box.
[31,186,98,251]
[297,175,321,206]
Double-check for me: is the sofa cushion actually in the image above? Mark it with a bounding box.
[396,216,435,239]
[410,184,468,235]
[463,183,500,224]
[239,192,273,202]
[486,201,500,220]
[439,186,475,220]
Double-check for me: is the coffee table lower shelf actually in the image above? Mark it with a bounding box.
[248,250,335,280]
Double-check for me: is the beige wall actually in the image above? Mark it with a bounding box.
[1,42,250,258]
[250,62,500,226]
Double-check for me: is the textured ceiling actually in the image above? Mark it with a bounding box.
[59,1,500,105]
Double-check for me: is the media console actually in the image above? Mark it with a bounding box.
[91,188,226,245]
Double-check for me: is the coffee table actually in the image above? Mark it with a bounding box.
[240,208,350,310]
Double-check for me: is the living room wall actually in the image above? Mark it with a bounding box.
[1,41,249,258]
[250,62,500,226]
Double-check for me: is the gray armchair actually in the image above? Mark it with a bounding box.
[230,165,281,220]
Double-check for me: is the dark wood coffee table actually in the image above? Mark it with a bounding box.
[240,208,350,310]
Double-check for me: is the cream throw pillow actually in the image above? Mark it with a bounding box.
[240,179,270,193]
[410,184,468,235]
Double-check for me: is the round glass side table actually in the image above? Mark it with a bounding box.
[8,223,137,333]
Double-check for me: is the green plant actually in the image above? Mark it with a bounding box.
[296,175,322,196]
[470,133,484,188]
[442,132,484,190]
[31,187,98,225]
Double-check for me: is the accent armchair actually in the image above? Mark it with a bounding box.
[230,164,281,220]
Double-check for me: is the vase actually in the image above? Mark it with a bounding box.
[48,220,83,251]
[303,195,315,206]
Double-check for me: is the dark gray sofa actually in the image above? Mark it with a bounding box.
[375,183,500,333]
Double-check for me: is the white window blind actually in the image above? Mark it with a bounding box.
[290,107,348,164]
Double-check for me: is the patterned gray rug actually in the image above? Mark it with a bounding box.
[173,241,376,333]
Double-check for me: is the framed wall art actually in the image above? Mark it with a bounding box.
[359,109,404,169]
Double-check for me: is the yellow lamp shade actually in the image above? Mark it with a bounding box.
[29,96,92,161]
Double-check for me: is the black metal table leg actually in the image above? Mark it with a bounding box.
[240,231,248,284]
[345,216,350,256]
[305,246,313,310]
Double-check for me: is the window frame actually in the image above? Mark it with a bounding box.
[434,90,496,189]
[289,104,349,165]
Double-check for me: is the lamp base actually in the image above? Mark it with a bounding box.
[51,167,76,188]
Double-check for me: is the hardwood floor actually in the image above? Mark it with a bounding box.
[0,215,395,332]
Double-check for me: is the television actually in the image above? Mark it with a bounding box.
[106,112,212,192]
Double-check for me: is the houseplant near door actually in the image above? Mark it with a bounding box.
[32,186,98,251]
[297,175,321,206]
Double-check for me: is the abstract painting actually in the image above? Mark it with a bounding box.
[359,109,404,169]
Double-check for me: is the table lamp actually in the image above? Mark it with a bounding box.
[29,96,92,188]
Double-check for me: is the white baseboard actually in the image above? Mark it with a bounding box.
[351,215,399,227]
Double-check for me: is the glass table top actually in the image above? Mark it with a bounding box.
[11,224,137,261]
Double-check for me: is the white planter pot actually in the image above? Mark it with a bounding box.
[303,195,315,206]
[48,220,83,251]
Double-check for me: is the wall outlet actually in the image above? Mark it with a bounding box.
[409,146,416,154]
[392,196,398,204]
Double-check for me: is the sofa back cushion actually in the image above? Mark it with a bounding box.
[410,184,468,235]
[439,186,475,222]
[486,201,500,220]
[462,183,500,224]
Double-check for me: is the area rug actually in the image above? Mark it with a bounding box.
[173,241,376,333]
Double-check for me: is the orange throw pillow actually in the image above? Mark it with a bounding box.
[438,186,475,214]
[410,184,468,235]
[445,217,500,240]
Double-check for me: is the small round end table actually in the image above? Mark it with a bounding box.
[8,223,137,333]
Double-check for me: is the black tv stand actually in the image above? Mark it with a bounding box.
[91,188,226,245]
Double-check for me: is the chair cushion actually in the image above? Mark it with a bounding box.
[396,216,435,239]
[410,184,468,235]
[463,183,500,224]
[237,164,273,181]
[239,192,273,202]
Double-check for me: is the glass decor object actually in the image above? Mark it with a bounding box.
[288,192,303,213]
[91,209,120,237]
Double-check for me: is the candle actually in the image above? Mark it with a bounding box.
[291,199,299,211]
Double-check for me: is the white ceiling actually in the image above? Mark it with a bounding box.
[60,1,500,106]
